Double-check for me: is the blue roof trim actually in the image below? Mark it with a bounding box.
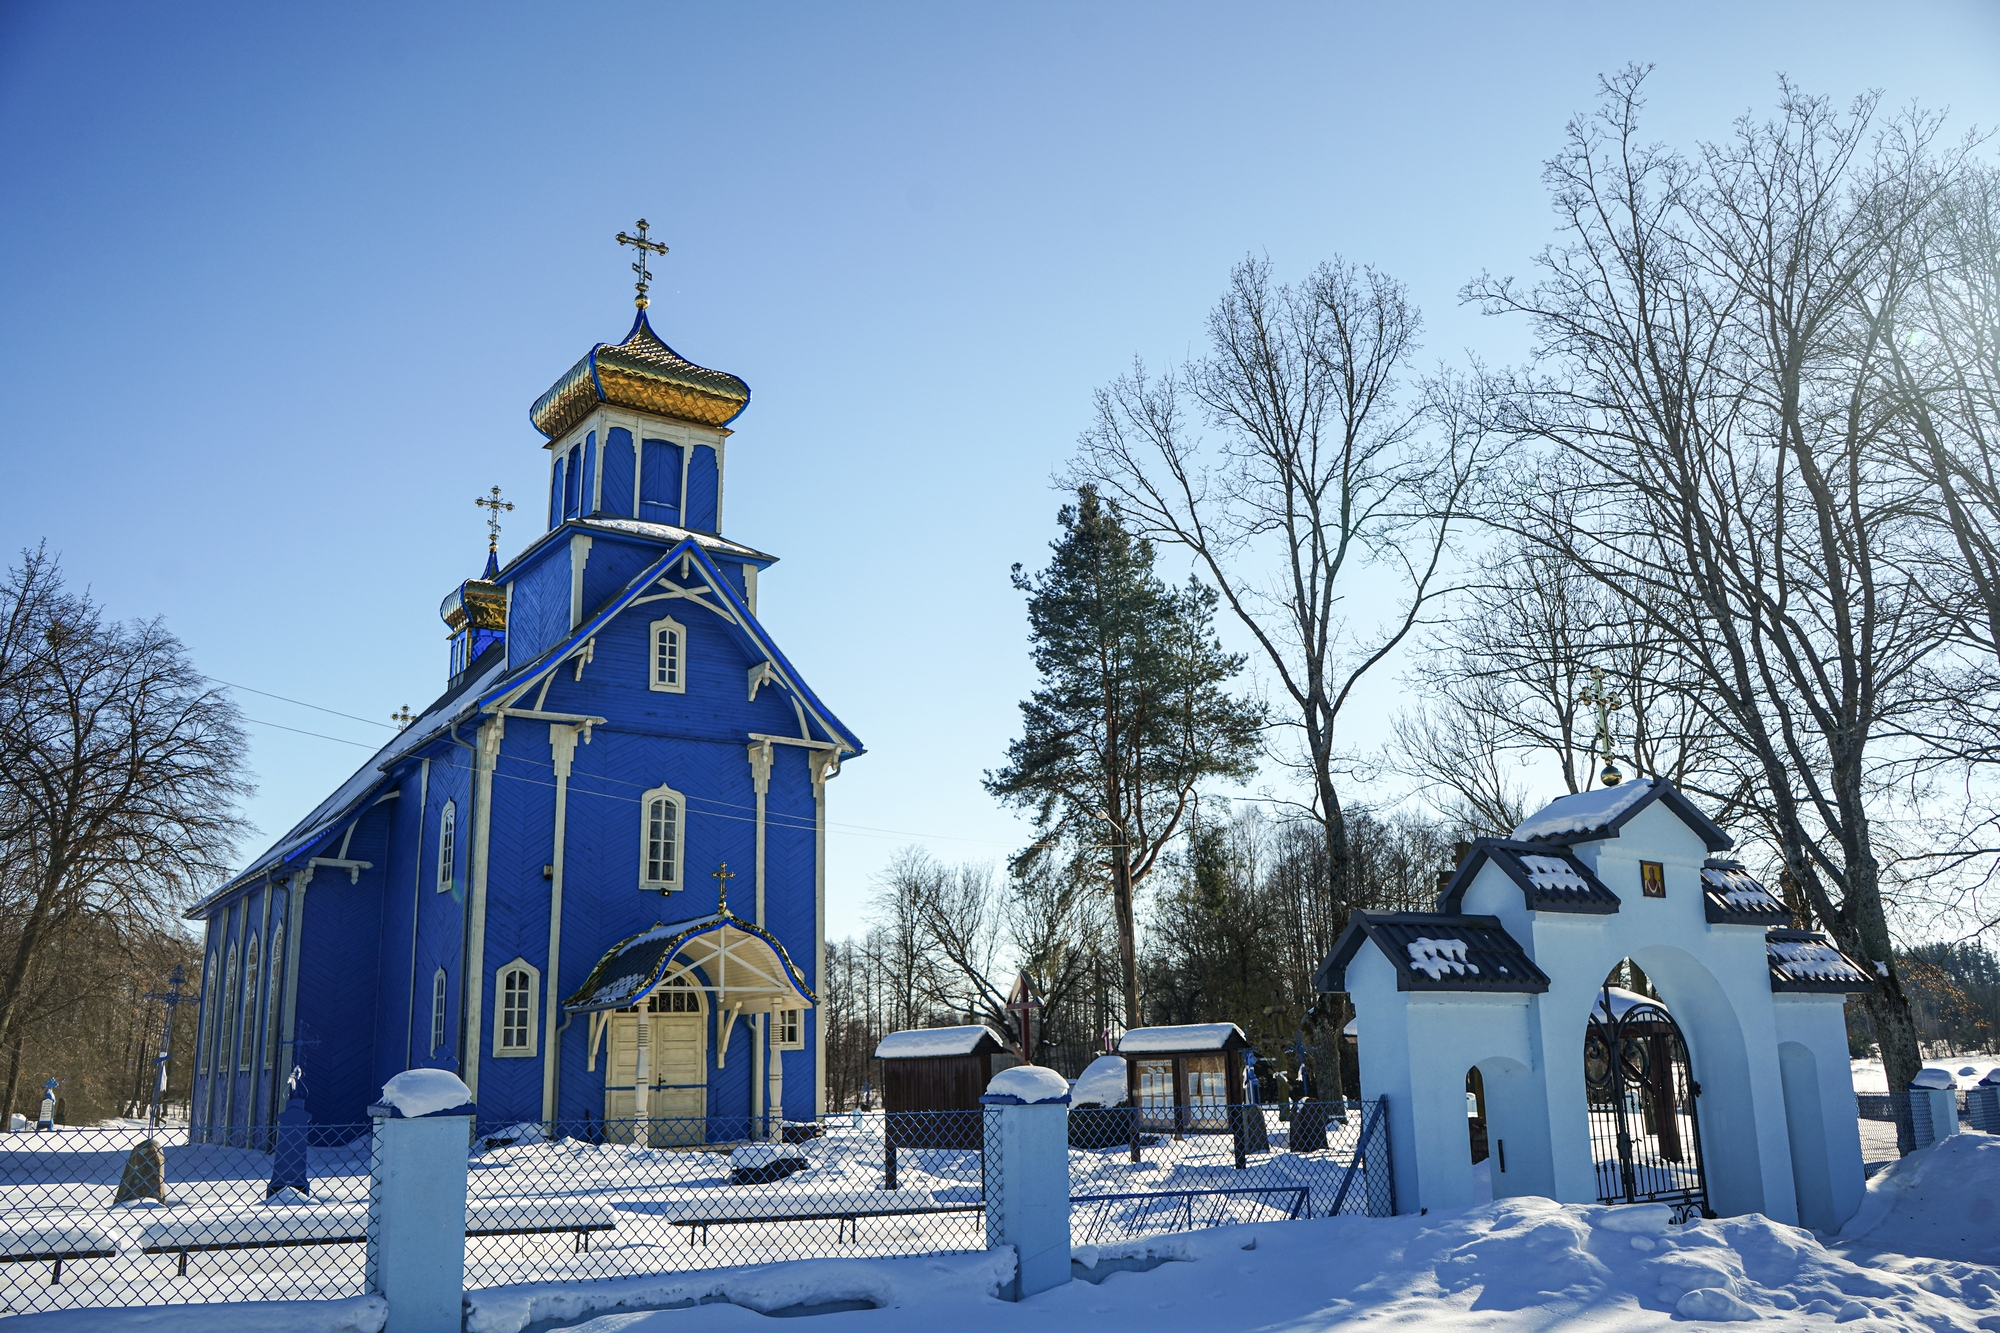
[477,539,863,755]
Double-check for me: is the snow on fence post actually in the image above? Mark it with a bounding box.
[368,1070,475,1333]
[980,1065,1072,1302]
[1969,1069,2000,1135]
[1907,1070,1959,1152]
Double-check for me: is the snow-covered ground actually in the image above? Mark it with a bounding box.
[1853,1055,2000,1093]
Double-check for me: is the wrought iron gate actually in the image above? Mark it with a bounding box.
[1584,988,1711,1221]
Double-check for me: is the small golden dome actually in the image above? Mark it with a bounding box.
[531,311,750,440]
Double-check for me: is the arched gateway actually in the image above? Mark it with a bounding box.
[1315,776,1874,1227]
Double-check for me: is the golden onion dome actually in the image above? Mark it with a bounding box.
[530,311,750,440]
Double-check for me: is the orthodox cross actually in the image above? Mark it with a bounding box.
[474,485,513,554]
[1005,972,1043,1065]
[711,862,735,912]
[615,219,669,309]
[1578,666,1627,787]
[391,706,415,729]
[141,964,199,1131]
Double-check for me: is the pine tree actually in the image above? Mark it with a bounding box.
[987,487,1263,1028]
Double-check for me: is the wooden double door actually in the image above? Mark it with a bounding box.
[604,982,707,1145]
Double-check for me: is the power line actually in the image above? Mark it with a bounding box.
[211,677,396,731]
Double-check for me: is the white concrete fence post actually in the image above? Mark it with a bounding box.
[980,1066,1073,1302]
[1968,1069,2000,1135]
[1907,1071,1960,1152]
[369,1071,476,1333]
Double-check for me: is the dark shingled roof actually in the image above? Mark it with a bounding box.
[1437,839,1622,915]
[1702,860,1793,926]
[1767,929,1873,994]
[1510,775,1733,853]
[1315,912,1550,995]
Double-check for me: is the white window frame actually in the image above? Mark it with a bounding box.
[640,782,686,892]
[200,948,220,1072]
[239,932,261,1071]
[436,800,457,894]
[493,958,541,1058]
[220,940,240,1073]
[649,616,687,693]
[772,1006,804,1050]
[431,968,449,1057]
[263,922,285,1070]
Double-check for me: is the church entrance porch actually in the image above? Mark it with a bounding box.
[1587,969,1710,1221]
[603,974,707,1145]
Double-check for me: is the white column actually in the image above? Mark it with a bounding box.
[749,741,772,1137]
[634,1000,652,1144]
[368,1110,472,1333]
[461,715,503,1099]
[982,1101,1072,1300]
[543,725,579,1123]
[811,751,834,1120]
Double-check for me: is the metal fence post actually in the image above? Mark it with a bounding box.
[980,1095,1071,1301]
[368,1101,473,1333]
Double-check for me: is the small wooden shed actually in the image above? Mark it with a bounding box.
[1120,1023,1265,1153]
[872,1025,1018,1170]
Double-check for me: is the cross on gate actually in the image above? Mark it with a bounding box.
[474,485,513,554]
[615,219,669,309]
[1578,666,1628,787]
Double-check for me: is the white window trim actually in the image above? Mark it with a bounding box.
[640,782,686,892]
[493,957,541,1058]
[649,616,688,693]
[772,1005,805,1050]
[263,923,285,1070]
[431,968,449,1058]
[437,800,457,894]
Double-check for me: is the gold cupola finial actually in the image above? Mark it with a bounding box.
[615,219,669,310]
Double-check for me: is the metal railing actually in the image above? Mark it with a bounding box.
[0,1121,376,1315]
[1067,1100,1392,1245]
[463,1112,989,1291]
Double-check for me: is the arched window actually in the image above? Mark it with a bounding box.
[494,959,541,1058]
[641,784,685,891]
[220,940,240,1073]
[431,969,449,1058]
[649,617,686,693]
[199,949,220,1073]
[239,933,260,1071]
[437,801,457,894]
[264,923,285,1070]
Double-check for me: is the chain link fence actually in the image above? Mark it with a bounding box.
[0,1121,376,1316]
[463,1112,989,1290]
[1067,1100,1392,1245]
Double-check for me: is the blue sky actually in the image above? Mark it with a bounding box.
[2,2,1995,940]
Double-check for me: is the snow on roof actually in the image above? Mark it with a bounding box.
[1702,861,1790,923]
[1511,778,1657,841]
[1408,938,1480,981]
[1519,855,1591,896]
[1070,1055,1129,1107]
[578,516,774,563]
[1767,931,1872,992]
[873,1025,1006,1059]
[1119,1023,1246,1053]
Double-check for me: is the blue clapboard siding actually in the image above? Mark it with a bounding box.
[686,444,718,532]
[600,428,635,517]
[507,553,573,665]
[564,443,583,519]
[580,431,597,515]
[640,438,683,526]
[548,454,564,529]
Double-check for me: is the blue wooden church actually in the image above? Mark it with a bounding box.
[187,232,862,1140]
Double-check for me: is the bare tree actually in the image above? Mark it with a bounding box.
[1070,260,1487,913]
[0,549,249,1116]
[1468,69,1954,1142]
